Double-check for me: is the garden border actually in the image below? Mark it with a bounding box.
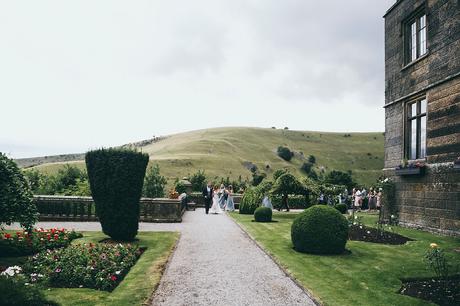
[227,212,322,306]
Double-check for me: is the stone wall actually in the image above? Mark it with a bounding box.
[384,0,460,236]
[34,195,184,223]
[385,0,460,105]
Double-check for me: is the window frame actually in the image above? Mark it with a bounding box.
[403,7,428,65]
[405,97,428,160]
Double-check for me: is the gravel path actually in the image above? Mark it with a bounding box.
[6,210,316,306]
[150,209,315,306]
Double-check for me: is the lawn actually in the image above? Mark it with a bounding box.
[1,231,179,306]
[229,211,460,306]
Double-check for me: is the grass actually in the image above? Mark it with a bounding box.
[22,127,384,187]
[1,231,179,306]
[229,211,460,306]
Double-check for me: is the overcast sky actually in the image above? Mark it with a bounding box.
[0,0,395,158]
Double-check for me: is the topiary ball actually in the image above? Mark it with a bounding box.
[254,206,272,222]
[334,203,348,214]
[291,205,348,254]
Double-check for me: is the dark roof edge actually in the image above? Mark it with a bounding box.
[383,0,404,18]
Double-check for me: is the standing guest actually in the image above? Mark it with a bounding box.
[202,181,213,214]
[218,184,227,209]
[368,188,376,211]
[361,188,368,210]
[354,188,362,210]
[226,185,235,211]
[262,194,273,210]
[376,188,383,210]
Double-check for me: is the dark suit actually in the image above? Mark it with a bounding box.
[202,186,213,214]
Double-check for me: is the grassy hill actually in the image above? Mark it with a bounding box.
[19,127,384,187]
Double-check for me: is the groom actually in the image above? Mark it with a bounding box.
[202,181,213,214]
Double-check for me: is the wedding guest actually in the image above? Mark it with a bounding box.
[218,184,226,209]
[209,185,222,214]
[226,185,235,211]
[354,189,362,210]
[262,194,273,210]
[202,181,214,214]
[376,188,383,210]
[368,188,376,211]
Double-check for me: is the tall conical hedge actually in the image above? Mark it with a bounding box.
[85,148,149,241]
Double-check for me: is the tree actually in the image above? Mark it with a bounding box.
[300,162,313,174]
[277,146,294,161]
[86,148,149,241]
[324,170,354,190]
[251,172,266,186]
[273,168,289,181]
[271,173,307,212]
[143,164,167,198]
[189,170,206,191]
[0,153,37,230]
[308,155,316,164]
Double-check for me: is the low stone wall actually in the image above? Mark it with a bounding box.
[34,195,184,223]
[384,163,460,237]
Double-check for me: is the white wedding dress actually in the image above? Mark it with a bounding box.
[209,193,222,214]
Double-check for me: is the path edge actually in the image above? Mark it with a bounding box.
[227,213,323,306]
[144,232,181,306]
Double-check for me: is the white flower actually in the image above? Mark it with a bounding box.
[25,283,29,286]
[367,231,371,234]
[353,222,357,225]
[354,216,358,219]
[79,285,83,288]
[1,266,22,277]
[391,215,395,218]
[359,226,363,229]
[389,227,392,230]
[115,271,121,275]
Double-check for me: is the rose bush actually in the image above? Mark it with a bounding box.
[23,242,144,291]
[0,228,82,256]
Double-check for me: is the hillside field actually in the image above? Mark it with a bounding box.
[19,127,385,187]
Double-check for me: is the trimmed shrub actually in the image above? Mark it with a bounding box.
[300,162,313,174]
[324,170,354,190]
[334,203,348,214]
[277,146,294,161]
[239,188,262,214]
[85,148,149,241]
[254,207,272,222]
[291,206,348,254]
[0,153,37,230]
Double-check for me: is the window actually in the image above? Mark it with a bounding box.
[406,13,427,63]
[407,98,427,160]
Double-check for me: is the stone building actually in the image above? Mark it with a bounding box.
[383,0,459,236]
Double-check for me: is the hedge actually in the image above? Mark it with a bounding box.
[85,148,149,241]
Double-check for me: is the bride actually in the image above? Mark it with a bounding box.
[209,186,223,214]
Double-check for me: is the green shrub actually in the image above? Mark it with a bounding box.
[0,276,58,306]
[291,206,348,254]
[174,181,187,194]
[277,146,294,161]
[308,155,316,164]
[254,207,272,222]
[143,164,167,198]
[334,203,348,214]
[239,188,262,215]
[0,153,37,230]
[251,172,266,186]
[189,170,207,191]
[85,148,149,241]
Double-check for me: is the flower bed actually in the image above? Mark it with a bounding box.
[23,242,144,291]
[399,275,460,306]
[348,225,412,245]
[0,228,82,257]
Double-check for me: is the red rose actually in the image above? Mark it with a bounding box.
[4,233,11,239]
[111,275,117,281]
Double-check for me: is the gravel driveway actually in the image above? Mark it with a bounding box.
[6,210,316,306]
[150,209,316,306]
